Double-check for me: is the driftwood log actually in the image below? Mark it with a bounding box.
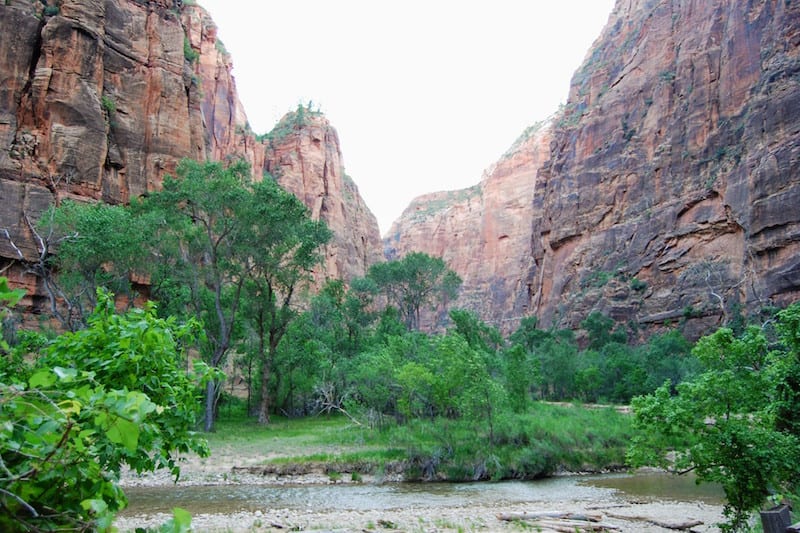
[496,512,620,532]
[605,511,703,530]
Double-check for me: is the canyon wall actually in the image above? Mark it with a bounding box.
[264,111,383,281]
[0,0,381,309]
[384,123,552,331]
[388,0,800,337]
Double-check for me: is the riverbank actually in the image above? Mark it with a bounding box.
[115,448,726,532]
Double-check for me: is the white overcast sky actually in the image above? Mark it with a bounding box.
[199,1,616,235]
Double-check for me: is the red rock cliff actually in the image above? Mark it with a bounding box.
[264,111,383,282]
[0,0,381,307]
[388,0,800,337]
[384,123,552,332]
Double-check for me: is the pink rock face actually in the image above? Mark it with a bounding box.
[264,113,383,283]
[384,124,552,333]
[388,0,800,338]
[0,0,381,311]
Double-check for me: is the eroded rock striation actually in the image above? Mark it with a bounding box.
[0,0,381,310]
[388,0,800,337]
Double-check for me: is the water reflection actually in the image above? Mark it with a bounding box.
[581,471,724,505]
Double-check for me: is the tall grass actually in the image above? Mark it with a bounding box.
[206,402,634,482]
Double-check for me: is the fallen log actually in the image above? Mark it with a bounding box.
[528,520,620,533]
[605,512,703,530]
[497,512,603,522]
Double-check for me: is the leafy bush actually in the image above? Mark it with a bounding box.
[629,304,800,532]
[0,290,210,531]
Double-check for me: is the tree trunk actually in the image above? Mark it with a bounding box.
[204,379,215,432]
[257,361,271,424]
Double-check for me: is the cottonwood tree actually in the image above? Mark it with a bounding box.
[236,176,331,424]
[367,252,461,331]
[45,201,148,329]
[138,159,253,432]
[628,303,800,532]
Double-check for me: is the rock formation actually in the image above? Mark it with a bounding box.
[384,122,552,331]
[264,110,383,282]
[387,0,800,338]
[0,0,381,311]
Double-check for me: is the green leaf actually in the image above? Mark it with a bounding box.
[105,416,139,454]
[29,369,55,388]
[80,498,108,515]
[53,366,79,382]
[165,507,192,533]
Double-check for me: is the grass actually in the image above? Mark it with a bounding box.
[205,402,634,482]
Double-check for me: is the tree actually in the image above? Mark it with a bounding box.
[137,159,253,432]
[46,201,149,329]
[0,289,209,531]
[580,311,627,350]
[368,252,461,331]
[628,304,800,532]
[237,176,331,424]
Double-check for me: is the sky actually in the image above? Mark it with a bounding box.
[198,1,616,235]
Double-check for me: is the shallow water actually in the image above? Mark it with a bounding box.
[581,471,724,505]
[121,472,723,517]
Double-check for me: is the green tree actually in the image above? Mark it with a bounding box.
[46,201,148,329]
[628,306,800,532]
[237,176,331,424]
[0,290,209,531]
[449,309,502,354]
[580,311,627,350]
[137,159,253,431]
[368,252,461,331]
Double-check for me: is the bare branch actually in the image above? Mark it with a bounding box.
[0,228,24,260]
[0,488,38,518]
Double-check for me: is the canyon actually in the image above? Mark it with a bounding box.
[1,0,799,339]
[387,0,800,337]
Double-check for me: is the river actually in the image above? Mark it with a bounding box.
[120,471,724,517]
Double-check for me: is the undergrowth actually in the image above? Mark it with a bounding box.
[206,402,634,482]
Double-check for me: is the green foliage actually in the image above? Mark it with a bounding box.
[367,252,462,331]
[48,200,148,328]
[630,277,647,292]
[236,176,332,423]
[0,277,25,354]
[628,305,800,532]
[581,311,627,350]
[101,95,116,115]
[183,37,199,63]
[393,403,632,481]
[262,103,322,143]
[0,291,209,531]
[136,159,258,430]
[47,158,332,430]
[504,312,694,405]
[449,308,502,355]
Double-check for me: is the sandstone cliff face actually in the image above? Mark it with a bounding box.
[264,112,383,282]
[388,0,800,337]
[384,124,551,331]
[0,0,381,308]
